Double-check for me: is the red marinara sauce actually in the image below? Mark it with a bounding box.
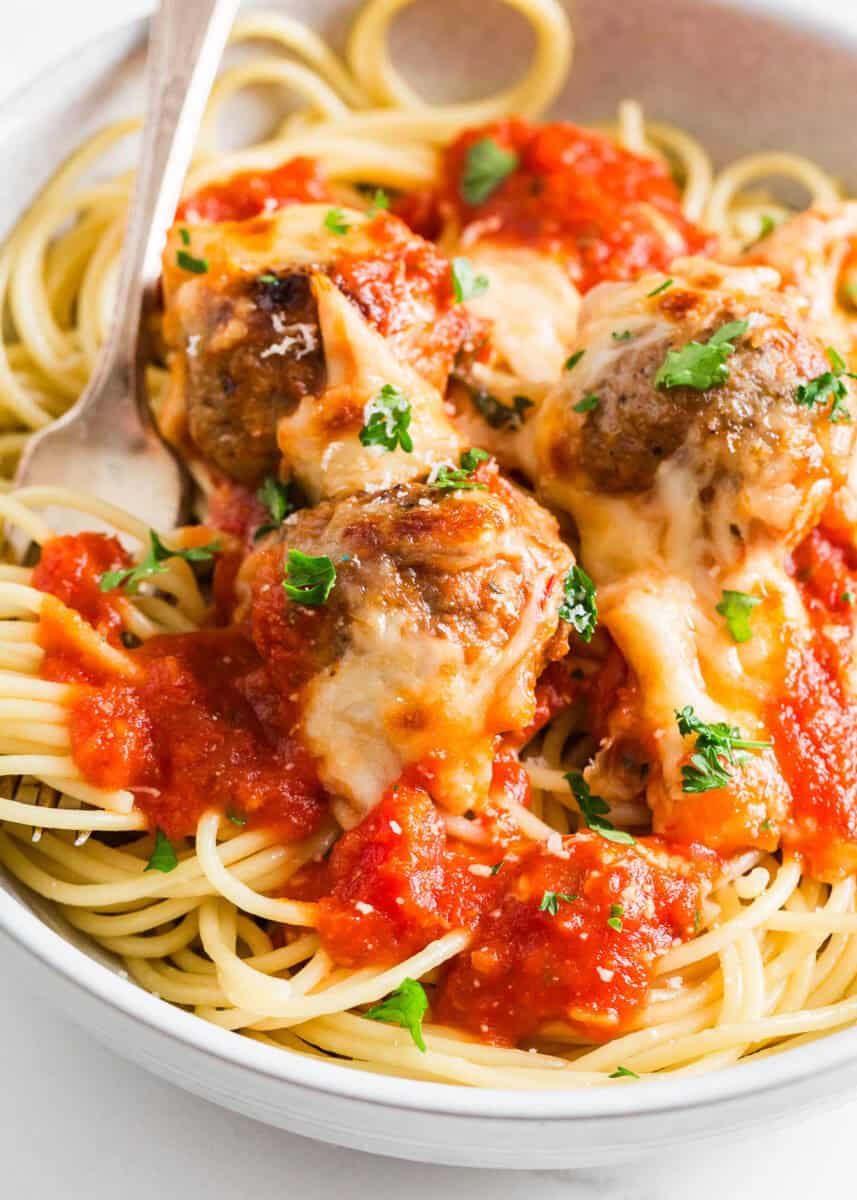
[438,118,716,292]
[33,533,326,843]
[771,529,857,876]
[291,780,706,1044]
[32,533,130,649]
[177,156,331,224]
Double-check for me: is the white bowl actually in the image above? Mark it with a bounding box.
[3,0,857,1168]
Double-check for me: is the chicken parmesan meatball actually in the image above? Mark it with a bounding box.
[534,258,856,582]
[241,473,573,826]
[161,205,469,486]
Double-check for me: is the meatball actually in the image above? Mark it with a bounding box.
[161,206,469,485]
[241,474,572,825]
[535,258,856,580]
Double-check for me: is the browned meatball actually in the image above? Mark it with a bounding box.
[240,471,573,824]
[161,205,469,485]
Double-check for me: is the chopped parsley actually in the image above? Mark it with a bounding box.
[760,818,773,832]
[367,188,389,215]
[647,277,673,297]
[145,828,178,873]
[564,350,585,371]
[324,207,350,235]
[365,978,428,1052]
[795,346,856,424]
[469,388,533,430]
[654,320,748,391]
[573,394,599,414]
[179,227,191,245]
[612,330,634,342]
[489,860,504,875]
[676,705,771,793]
[716,589,761,644]
[257,272,278,284]
[842,591,855,606]
[451,256,490,304]
[607,904,624,932]
[609,1065,640,1080]
[226,809,247,827]
[176,248,208,274]
[693,907,701,934]
[359,383,413,453]
[539,890,579,916]
[429,447,490,491]
[564,772,636,845]
[99,530,219,594]
[254,476,294,539]
[559,564,597,643]
[283,549,336,606]
[461,138,519,205]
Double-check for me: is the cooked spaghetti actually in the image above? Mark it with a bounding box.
[2,0,857,1088]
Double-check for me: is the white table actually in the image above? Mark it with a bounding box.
[1,2,854,1195]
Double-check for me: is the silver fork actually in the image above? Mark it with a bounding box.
[13,0,241,546]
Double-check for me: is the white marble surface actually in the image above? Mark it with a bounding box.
[2,1,856,1195]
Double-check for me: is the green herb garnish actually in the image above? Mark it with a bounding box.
[607,903,624,932]
[795,346,856,424]
[609,1065,640,1079]
[612,330,633,342]
[573,394,599,414]
[461,138,519,205]
[565,350,585,371]
[99,530,219,594]
[179,227,191,246]
[429,448,490,491]
[367,188,389,215]
[359,383,413,453]
[716,589,761,644]
[365,978,428,1052]
[489,860,504,875]
[145,828,178,873]
[654,320,748,391]
[559,565,597,643]
[324,207,350,235]
[176,248,208,274]
[647,277,673,297]
[539,890,579,916]
[470,389,533,430]
[564,772,636,845]
[451,256,489,304]
[676,705,771,793]
[254,476,294,540]
[283,550,336,606]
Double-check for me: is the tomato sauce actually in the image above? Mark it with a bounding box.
[177,156,331,224]
[772,528,857,876]
[33,534,326,842]
[439,118,716,292]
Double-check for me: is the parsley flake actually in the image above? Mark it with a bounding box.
[226,809,247,827]
[429,447,490,491]
[176,248,208,274]
[539,890,579,916]
[145,828,178,873]
[451,256,490,304]
[647,277,673,297]
[655,320,748,391]
[564,350,585,371]
[254,476,294,540]
[607,903,624,932]
[179,227,191,246]
[609,1065,640,1080]
[359,384,413,453]
[283,549,336,606]
[324,207,350,236]
[469,388,533,430]
[461,138,519,205]
[564,772,636,845]
[716,589,761,644]
[573,393,599,414]
[559,565,597,643]
[365,978,428,1052]
[676,705,771,793]
[99,530,219,595]
[795,346,856,424]
[489,860,504,876]
[367,188,389,215]
[842,591,855,607]
[760,818,773,832]
[612,330,634,342]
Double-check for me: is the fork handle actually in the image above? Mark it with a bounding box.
[99,0,240,382]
